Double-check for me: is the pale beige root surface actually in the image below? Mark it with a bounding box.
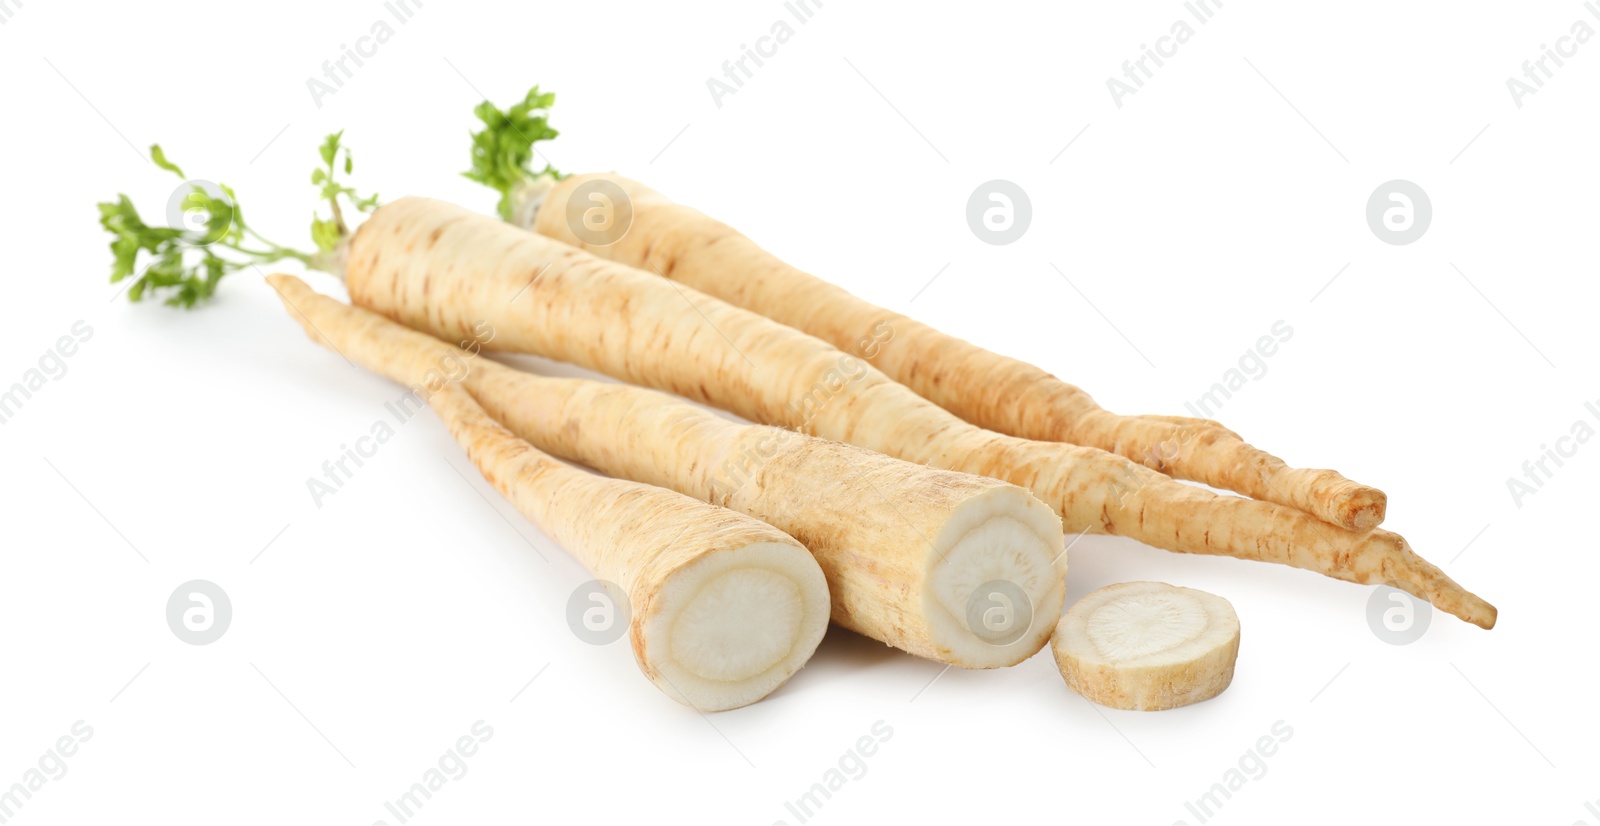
[473,374,1067,668]
[530,174,1385,533]
[271,274,1064,667]
[1053,581,1240,711]
[268,274,830,712]
[340,198,1495,629]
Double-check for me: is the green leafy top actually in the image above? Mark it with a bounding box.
[98,133,380,308]
[309,130,382,255]
[463,85,563,221]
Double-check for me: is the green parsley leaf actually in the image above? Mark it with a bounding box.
[463,85,563,221]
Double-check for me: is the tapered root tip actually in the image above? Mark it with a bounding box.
[637,541,831,712]
[1278,467,1388,532]
[1471,601,1498,630]
[264,274,319,332]
[1431,588,1498,630]
[1402,583,1497,630]
[1379,532,1497,629]
[1309,478,1387,532]
[1342,487,1388,533]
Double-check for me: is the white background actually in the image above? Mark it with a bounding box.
[2,1,1596,823]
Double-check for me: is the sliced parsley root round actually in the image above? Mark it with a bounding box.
[339,197,1495,630]
[271,275,1065,669]
[270,274,829,712]
[1052,582,1240,711]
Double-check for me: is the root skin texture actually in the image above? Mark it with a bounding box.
[340,198,1496,629]
[532,174,1386,532]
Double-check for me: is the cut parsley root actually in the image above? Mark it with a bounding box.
[271,275,1065,669]
[465,89,1383,533]
[270,274,829,712]
[1053,582,1240,711]
[339,197,1495,629]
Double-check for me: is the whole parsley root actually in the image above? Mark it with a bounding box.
[270,275,1067,669]
[270,274,830,712]
[462,88,1384,533]
[339,197,1495,629]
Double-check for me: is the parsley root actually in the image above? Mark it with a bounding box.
[340,197,1495,629]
